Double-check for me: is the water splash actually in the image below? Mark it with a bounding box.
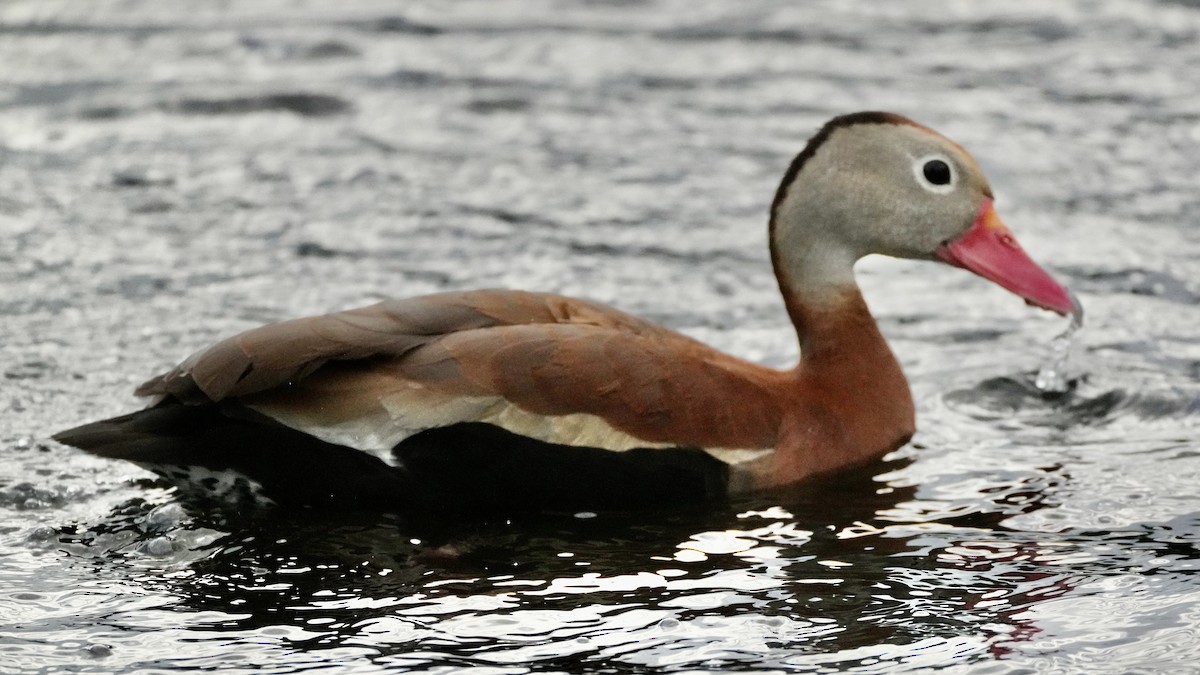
[1035,292,1084,395]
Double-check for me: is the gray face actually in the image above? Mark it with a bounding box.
[775,122,994,262]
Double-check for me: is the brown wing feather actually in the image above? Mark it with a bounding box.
[137,290,550,401]
[432,324,783,448]
[136,289,784,450]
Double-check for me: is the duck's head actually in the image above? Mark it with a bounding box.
[770,111,1074,315]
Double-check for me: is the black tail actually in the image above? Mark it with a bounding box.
[54,403,414,509]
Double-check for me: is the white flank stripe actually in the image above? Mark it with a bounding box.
[247,381,773,467]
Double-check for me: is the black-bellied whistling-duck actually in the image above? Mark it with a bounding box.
[55,112,1076,512]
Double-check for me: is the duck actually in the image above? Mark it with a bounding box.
[54,111,1076,512]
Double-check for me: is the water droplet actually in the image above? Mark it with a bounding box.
[142,537,175,556]
[26,525,58,542]
[145,503,188,532]
[84,644,113,658]
[1035,292,1084,395]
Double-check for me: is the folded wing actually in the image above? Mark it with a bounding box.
[136,289,783,462]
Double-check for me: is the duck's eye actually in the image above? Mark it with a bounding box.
[912,155,956,194]
[923,159,951,185]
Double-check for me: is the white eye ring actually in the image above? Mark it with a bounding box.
[912,154,956,195]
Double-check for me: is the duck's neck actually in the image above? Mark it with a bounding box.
[761,235,916,485]
[769,232,866,359]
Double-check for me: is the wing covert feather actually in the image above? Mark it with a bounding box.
[137,291,535,401]
[135,289,784,451]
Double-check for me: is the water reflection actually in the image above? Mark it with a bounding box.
[24,455,1083,670]
[18,410,1199,672]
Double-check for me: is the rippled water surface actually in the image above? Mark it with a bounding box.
[3,0,1200,672]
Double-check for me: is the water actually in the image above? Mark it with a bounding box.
[3,0,1200,672]
[1034,293,1084,395]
